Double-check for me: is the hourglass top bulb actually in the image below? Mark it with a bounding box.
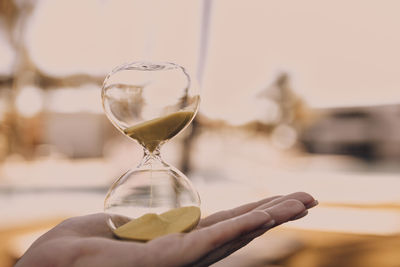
[101,61,200,152]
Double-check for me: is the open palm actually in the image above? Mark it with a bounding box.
[16,192,317,267]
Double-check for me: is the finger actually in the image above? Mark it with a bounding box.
[175,200,306,266]
[291,209,308,221]
[262,199,306,225]
[191,200,307,266]
[201,199,307,256]
[199,192,316,228]
[255,192,316,212]
[211,201,308,266]
[198,195,281,228]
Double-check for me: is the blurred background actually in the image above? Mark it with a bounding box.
[1,0,400,266]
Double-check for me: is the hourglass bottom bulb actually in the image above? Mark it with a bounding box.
[113,206,200,241]
[104,164,201,241]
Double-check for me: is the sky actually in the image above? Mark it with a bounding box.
[2,0,400,124]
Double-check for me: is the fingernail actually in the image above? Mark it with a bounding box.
[291,210,308,220]
[306,200,319,209]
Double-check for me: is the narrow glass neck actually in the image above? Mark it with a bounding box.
[138,147,165,168]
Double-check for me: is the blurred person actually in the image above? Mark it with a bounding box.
[15,192,317,267]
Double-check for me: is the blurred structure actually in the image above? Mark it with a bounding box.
[260,73,307,127]
[260,73,310,149]
[0,1,132,160]
[239,73,311,150]
[302,104,400,161]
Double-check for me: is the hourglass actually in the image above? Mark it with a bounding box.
[101,61,201,241]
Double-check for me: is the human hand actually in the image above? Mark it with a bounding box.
[15,192,317,267]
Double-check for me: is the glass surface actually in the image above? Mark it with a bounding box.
[101,61,201,230]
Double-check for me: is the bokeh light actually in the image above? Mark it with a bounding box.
[15,86,43,118]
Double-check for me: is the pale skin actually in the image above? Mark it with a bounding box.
[15,192,317,267]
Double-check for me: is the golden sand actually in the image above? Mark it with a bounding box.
[113,206,201,241]
[124,111,194,152]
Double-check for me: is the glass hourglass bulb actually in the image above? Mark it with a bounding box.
[101,61,201,239]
